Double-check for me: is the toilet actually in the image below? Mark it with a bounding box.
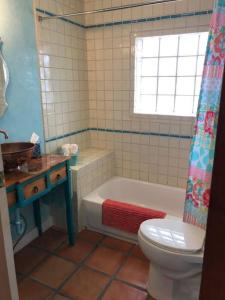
[138,219,205,300]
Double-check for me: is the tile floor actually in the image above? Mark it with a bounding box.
[15,227,156,300]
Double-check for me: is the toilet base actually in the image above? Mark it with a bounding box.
[147,264,201,300]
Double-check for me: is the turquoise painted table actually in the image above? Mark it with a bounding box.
[5,155,75,245]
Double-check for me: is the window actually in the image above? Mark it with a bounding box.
[134,32,208,117]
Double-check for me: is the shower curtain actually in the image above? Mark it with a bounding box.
[183,0,225,229]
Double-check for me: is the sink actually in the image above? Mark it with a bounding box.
[1,142,35,171]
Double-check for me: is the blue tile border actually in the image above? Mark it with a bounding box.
[36,8,85,28]
[36,8,212,29]
[85,10,213,29]
[45,128,89,142]
[90,128,193,139]
[45,128,192,143]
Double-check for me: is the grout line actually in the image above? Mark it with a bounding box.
[97,237,150,298]
[45,128,89,143]
[115,277,149,292]
[53,264,81,296]
[48,292,75,300]
[26,251,79,299]
[27,276,57,293]
[36,8,85,28]
[36,7,212,30]
[16,250,52,281]
[17,230,149,299]
[86,10,213,29]
[56,235,108,298]
[47,239,108,299]
[30,240,66,255]
[96,244,136,300]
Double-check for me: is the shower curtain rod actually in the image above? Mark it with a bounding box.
[39,0,178,21]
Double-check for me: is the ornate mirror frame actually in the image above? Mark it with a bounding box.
[0,38,9,117]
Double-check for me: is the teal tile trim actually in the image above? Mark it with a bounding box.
[89,128,193,139]
[45,128,89,142]
[36,8,85,28]
[85,10,213,29]
[36,8,212,29]
[45,128,192,143]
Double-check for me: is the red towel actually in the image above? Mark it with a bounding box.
[102,199,166,234]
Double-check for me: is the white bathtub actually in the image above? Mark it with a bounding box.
[83,177,186,242]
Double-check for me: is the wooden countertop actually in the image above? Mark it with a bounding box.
[5,155,70,188]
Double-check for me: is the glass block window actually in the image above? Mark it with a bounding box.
[134,32,208,117]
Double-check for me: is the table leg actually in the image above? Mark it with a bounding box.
[33,200,42,236]
[64,168,75,245]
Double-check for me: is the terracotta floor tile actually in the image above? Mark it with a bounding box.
[57,239,95,263]
[102,236,133,252]
[18,278,53,300]
[131,245,149,261]
[15,245,48,275]
[31,228,67,251]
[16,230,153,300]
[85,246,125,275]
[78,229,104,244]
[117,256,149,289]
[61,266,109,300]
[31,255,76,289]
[102,280,149,300]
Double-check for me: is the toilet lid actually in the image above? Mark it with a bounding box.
[140,219,205,254]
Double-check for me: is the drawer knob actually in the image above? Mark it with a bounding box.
[56,174,61,180]
[32,186,39,194]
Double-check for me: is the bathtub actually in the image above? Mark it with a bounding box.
[83,177,186,242]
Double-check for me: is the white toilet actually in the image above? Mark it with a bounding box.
[138,219,205,300]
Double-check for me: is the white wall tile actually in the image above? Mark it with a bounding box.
[34,0,213,188]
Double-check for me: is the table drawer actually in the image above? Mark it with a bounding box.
[50,167,67,185]
[7,191,17,207]
[23,177,46,199]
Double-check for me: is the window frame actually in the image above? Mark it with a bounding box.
[130,28,208,120]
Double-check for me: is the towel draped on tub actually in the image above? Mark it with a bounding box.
[102,199,166,234]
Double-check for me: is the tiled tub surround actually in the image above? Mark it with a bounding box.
[84,0,213,188]
[34,0,214,189]
[71,148,114,229]
[34,0,89,154]
[90,130,191,188]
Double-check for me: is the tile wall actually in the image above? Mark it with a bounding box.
[34,0,214,188]
[72,148,114,228]
[34,0,90,154]
[84,0,213,188]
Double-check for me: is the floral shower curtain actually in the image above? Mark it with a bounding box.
[183,0,225,229]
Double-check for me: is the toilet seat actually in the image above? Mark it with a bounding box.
[139,219,205,254]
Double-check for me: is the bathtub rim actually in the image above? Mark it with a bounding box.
[83,176,186,203]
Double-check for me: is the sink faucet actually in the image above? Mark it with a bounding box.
[0,130,8,139]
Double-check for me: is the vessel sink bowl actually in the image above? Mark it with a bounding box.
[1,142,35,171]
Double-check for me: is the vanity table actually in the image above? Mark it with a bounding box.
[5,155,75,245]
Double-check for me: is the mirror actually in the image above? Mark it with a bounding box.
[0,38,8,117]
